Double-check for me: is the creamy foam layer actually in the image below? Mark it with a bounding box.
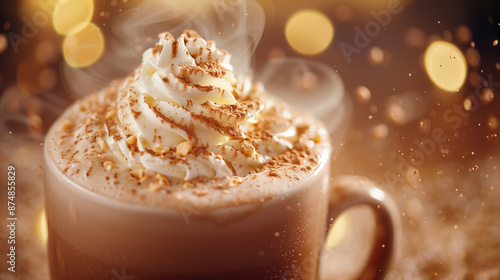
[45,30,330,214]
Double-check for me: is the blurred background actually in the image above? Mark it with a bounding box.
[1,0,499,279]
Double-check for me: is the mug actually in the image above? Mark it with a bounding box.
[44,136,399,280]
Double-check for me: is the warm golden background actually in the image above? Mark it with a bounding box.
[1,0,500,279]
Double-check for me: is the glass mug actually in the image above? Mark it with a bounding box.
[44,139,398,280]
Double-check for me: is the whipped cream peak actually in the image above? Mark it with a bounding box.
[139,30,237,108]
[53,30,328,183]
[152,31,233,71]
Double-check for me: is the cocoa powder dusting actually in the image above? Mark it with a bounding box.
[148,100,199,146]
[171,39,178,59]
[192,113,244,138]
[183,29,198,38]
[131,109,141,119]
[152,44,163,56]
[85,166,92,177]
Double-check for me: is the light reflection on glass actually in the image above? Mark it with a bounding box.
[369,187,386,201]
[325,213,348,249]
[38,210,48,246]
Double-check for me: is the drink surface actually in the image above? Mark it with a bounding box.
[45,30,330,215]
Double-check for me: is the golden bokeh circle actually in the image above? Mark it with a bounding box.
[285,10,334,56]
[424,41,467,92]
[53,0,94,36]
[63,22,104,68]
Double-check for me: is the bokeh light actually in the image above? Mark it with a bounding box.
[333,5,353,22]
[285,10,334,56]
[62,22,104,68]
[455,25,472,44]
[465,47,480,67]
[424,41,467,92]
[17,57,46,95]
[13,146,31,166]
[355,85,372,104]
[367,46,385,65]
[488,115,499,130]
[35,41,59,64]
[404,27,426,48]
[53,0,94,36]
[0,33,7,54]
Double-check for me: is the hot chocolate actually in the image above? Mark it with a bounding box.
[44,30,333,280]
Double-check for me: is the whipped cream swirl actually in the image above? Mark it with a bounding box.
[104,31,308,181]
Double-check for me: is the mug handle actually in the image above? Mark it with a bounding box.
[325,175,400,280]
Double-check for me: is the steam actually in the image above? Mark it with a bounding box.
[0,86,68,143]
[1,0,347,155]
[257,58,348,136]
[61,0,265,99]
[60,0,348,147]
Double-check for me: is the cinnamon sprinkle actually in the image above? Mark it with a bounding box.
[191,113,244,139]
[59,119,74,131]
[152,44,163,56]
[171,39,178,59]
[183,29,198,38]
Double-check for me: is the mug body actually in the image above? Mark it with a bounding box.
[44,144,331,280]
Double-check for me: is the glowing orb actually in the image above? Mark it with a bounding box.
[424,41,467,92]
[285,10,334,56]
[63,22,104,68]
[53,0,94,36]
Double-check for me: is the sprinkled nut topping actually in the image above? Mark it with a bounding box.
[129,168,149,183]
[228,176,243,188]
[240,140,255,156]
[130,168,145,179]
[139,176,150,183]
[105,109,116,119]
[156,173,170,186]
[103,161,114,171]
[125,134,137,145]
[268,170,280,177]
[313,134,322,143]
[183,181,195,188]
[95,129,105,137]
[97,139,107,151]
[153,145,170,155]
[59,119,74,131]
[148,182,163,192]
[56,139,63,146]
[176,141,192,156]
